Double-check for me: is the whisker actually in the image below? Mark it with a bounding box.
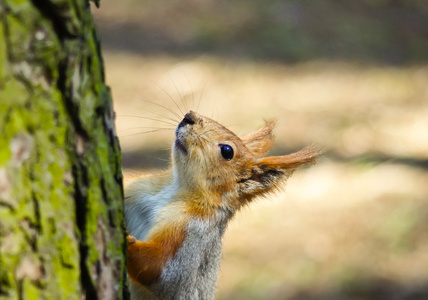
[119,127,174,133]
[120,129,173,138]
[139,107,181,124]
[119,115,177,126]
[157,157,170,163]
[140,99,182,122]
[122,168,144,175]
[152,81,185,118]
[137,93,181,123]
[184,73,195,110]
[169,74,188,113]
[197,81,207,113]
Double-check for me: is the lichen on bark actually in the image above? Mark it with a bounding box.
[0,0,127,299]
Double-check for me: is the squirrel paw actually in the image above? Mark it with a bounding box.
[127,234,137,244]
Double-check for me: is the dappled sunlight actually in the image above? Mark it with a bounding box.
[104,51,428,298]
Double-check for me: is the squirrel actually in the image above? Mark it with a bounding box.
[124,110,322,299]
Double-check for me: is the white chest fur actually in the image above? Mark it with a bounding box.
[125,178,180,241]
[129,213,230,300]
[125,173,233,299]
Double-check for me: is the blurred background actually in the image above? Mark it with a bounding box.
[92,1,428,299]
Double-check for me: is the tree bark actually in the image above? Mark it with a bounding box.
[0,0,127,299]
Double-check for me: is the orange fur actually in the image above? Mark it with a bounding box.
[257,144,322,169]
[127,224,186,285]
[240,120,276,157]
[182,191,223,219]
[125,111,323,296]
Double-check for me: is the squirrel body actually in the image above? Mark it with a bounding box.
[125,111,321,299]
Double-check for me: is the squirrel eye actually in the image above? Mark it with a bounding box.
[219,144,234,161]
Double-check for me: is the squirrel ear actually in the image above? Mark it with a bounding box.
[240,120,276,157]
[238,144,323,199]
[256,144,322,170]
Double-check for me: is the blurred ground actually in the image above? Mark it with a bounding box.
[92,2,428,299]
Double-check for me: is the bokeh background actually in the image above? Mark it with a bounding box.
[92,1,428,299]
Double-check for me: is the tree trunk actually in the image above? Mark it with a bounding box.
[0,0,128,299]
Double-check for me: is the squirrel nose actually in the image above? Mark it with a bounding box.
[183,111,196,125]
[178,111,196,128]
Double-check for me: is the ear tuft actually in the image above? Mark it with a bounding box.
[241,120,276,157]
[236,144,324,204]
[257,144,324,170]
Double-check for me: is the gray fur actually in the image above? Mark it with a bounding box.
[151,217,226,299]
[127,198,233,300]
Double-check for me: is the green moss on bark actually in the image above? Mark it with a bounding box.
[0,0,126,299]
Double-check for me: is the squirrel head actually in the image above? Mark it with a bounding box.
[173,111,322,213]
